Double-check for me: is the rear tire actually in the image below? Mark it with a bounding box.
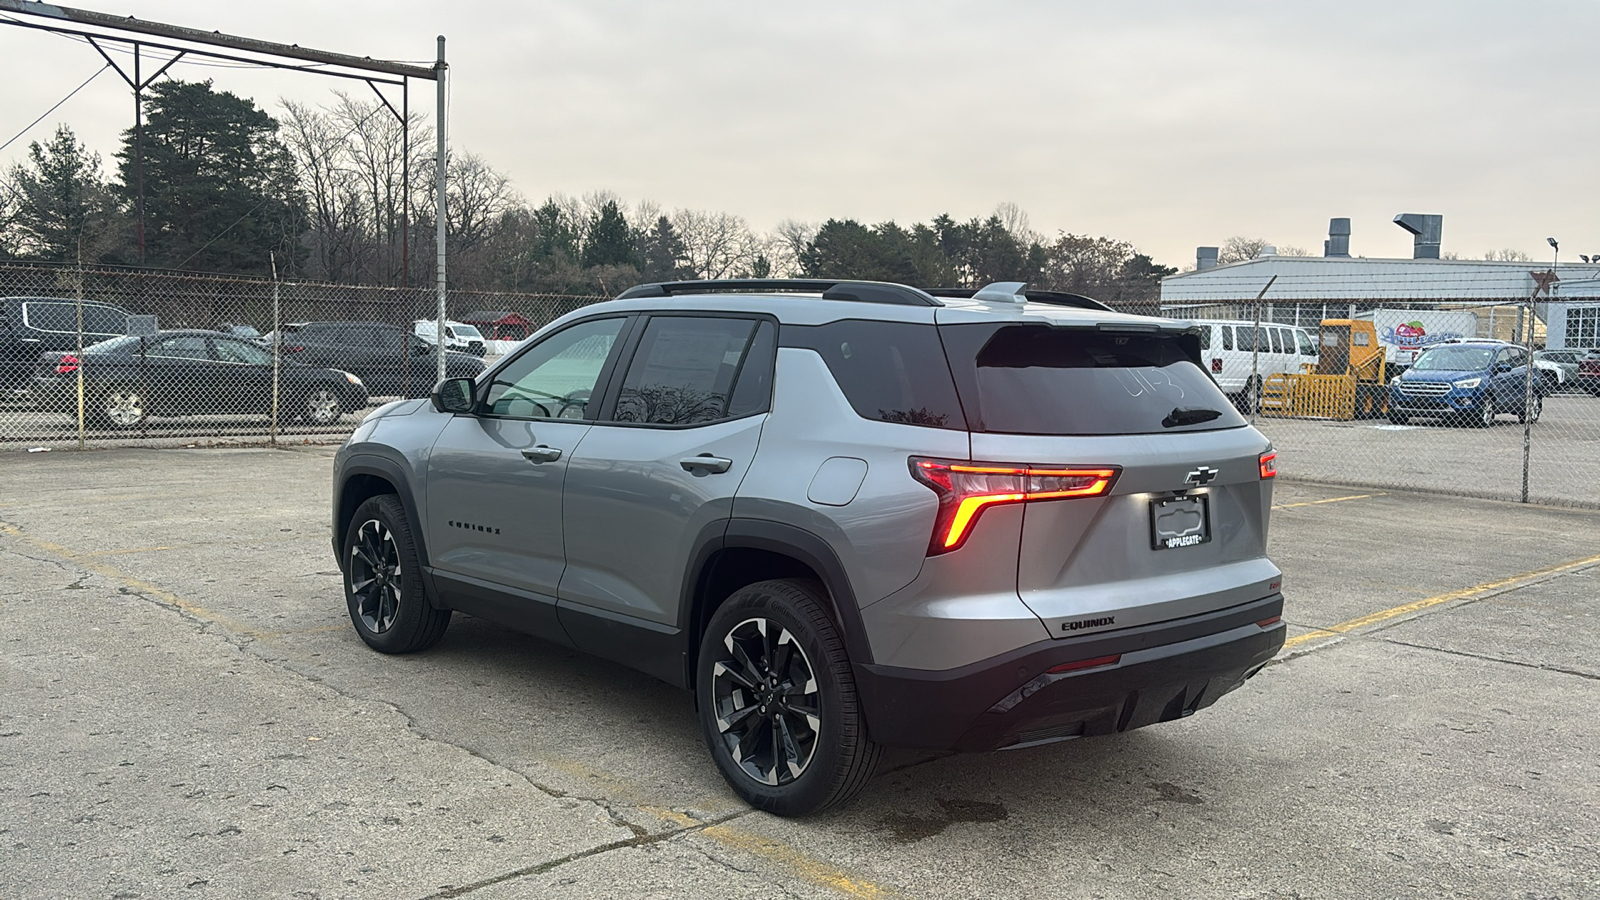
[1519,392,1542,424]
[696,579,879,816]
[343,494,450,653]
[98,384,146,429]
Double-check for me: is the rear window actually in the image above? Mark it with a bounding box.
[940,324,1247,435]
[782,320,966,430]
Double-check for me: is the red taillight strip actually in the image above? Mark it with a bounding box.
[1046,654,1122,674]
[1259,451,1278,479]
[1256,615,1282,628]
[912,458,1120,553]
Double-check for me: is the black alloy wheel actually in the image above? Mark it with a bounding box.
[710,616,822,787]
[696,579,879,816]
[342,494,450,653]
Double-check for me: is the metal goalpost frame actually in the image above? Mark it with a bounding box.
[0,1,450,386]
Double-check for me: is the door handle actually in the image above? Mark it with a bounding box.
[521,445,562,463]
[680,454,732,474]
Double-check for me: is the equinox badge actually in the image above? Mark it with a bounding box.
[1185,466,1220,487]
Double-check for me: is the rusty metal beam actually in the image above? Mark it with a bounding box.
[0,0,436,80]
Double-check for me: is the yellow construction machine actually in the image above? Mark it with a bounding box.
[1260,319,1390,419]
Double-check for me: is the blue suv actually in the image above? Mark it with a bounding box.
[1388,340,1542,427]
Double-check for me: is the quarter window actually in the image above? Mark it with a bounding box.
[613,316,762,426]
[151,335,213,360]
[484,317,625,419]
[216,338,271,365]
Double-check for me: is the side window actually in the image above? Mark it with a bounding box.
[1195,327,1211,351]
[22,302,73,332]
[1500,348,1528,368]
[151,335,213,360]
[1221,325,1234,351]
[83,306,128,335]
[1269,328,1285,354]
[1297,329,1317,355]
[785,319,966,430]
[726,320,777,418]
[613,316,760,426]
[216,338,271,365]
[484,317,625,419]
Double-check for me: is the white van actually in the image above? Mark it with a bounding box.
[412,320,486,357]
[1188,320,1320,400]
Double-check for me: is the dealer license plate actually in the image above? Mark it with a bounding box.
[1151,495,1210,550]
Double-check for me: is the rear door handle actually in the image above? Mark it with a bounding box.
[680,455,732,474]
[521,445,562,463]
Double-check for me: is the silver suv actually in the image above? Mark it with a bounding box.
[332,279,1285,815]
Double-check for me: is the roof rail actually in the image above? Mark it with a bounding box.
[614,279,941,307]
[924,284,1113,312]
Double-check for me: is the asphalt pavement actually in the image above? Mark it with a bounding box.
[2,447,1597,899]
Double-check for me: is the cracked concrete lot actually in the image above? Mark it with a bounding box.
[2,446,1599,899]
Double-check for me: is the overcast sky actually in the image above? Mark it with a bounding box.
[2,0,1596,270]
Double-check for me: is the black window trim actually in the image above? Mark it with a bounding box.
[473,313,638,422]
[590,310,779,431]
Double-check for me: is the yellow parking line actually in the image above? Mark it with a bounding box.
[0,518,899,899]
[1283,552,1600,652]
[1272,492,1386,510]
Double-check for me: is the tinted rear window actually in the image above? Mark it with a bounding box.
[783,320,965,430]
[941,324,1246,435]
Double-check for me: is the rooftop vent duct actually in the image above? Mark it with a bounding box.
[1197,246,1219,270]
[1393,213,1443,259]
[1324,217,1351,257]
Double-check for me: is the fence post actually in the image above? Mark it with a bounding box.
[1248,276,1277,424]
[75,256,85,450]
[270,253,281,445]
[1520,279,1544,503]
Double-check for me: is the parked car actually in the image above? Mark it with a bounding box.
[1184,319,1319,406]
[277,321,485,397]
[1388,340,1542,427]
[1578,348,1600,396]
[218,322,264,343]
[1,296,132,395]
[332,278,1286,816]
[34,330,367,429]
[413,319,487,357]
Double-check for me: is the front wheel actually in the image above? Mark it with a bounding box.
[301,386,344,425]
[1473,399,1497,428]
[696,579,879,816]
[343,494,450,653]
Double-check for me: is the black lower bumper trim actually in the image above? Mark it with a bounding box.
[854,594,1284,751]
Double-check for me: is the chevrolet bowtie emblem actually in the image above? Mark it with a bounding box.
[1185,466,1219,487]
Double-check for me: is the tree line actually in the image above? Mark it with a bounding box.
[0,78,1176,305]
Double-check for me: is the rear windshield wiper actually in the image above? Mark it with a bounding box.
[1162,407,1223,428]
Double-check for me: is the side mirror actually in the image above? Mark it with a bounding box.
[432,377,476,414]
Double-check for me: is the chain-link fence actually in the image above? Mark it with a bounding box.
[1161,284,1600,509]
[0,262,605,449]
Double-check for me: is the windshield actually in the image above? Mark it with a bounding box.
[940,324,1246,435]
[83,335,143,355]
[1412,346,1493,372]
[452,323,483,339]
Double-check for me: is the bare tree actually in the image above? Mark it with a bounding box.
[671,209,762,279]
[768,219,817,278]
[1483,248,1533,262]
[1218,236,1271,264]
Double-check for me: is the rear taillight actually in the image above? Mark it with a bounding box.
[282,344,304,353]
[1211,358,1223,373]
[1259,451,1278,479]
[54,354,80,375]
[909,457,1120,555]
[1046,654,1122,674]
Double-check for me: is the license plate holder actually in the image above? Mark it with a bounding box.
[1151,495,1210,551]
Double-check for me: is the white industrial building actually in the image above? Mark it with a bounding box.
[1160,216,1600,349]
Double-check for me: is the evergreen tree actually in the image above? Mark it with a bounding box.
[580,199,635,269]
[4,125,121,263]
[637,215,694,282]
[115,80,302,273]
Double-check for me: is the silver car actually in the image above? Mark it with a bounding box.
[331,279,1285,815]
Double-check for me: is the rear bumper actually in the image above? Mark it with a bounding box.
[853,593,1283,751]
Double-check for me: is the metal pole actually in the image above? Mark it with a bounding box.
[1521,247,1553,503]
[434,36,448,386]
[76,246,85,450]
[1248,275,1277,423]
[401,78,410,288]
[270,252,281,445]
[134,44,144,266]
